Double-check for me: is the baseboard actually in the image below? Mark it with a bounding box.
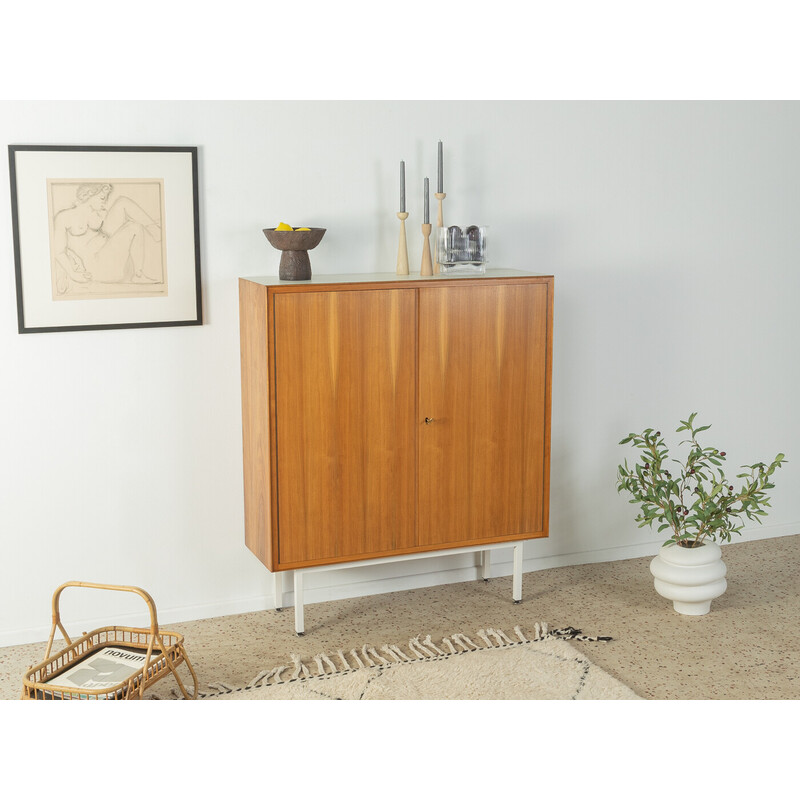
[3,521,797,648]
[265,520,800,609]
[0,593,279,649]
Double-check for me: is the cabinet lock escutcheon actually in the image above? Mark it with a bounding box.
[424,417,435,425]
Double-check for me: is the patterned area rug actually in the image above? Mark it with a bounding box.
[200,623,641,701]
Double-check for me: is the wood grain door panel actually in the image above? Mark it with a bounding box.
[274,289,416,565]
[418,283,549,547]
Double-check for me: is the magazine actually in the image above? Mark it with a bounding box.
[44,646,162,693]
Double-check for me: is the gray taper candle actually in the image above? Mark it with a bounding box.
[400,160,406,212]
[424,177,429,223]
[437,140,443,193]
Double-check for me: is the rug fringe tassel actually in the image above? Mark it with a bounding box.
[368,646,390,665]
[247,665,284,688]
[423,635,446,656]
[408,637,430,658]
[290,654,310,680]
[493,628,515,645]
[228,622,612,695]
[380,645,401,663]
[360,646,376,667]
[322,653,338,673]
[455,633,479,651]
[314,653,338,676]
[206,682,236,693]
[419,636,443,657]
[449,634,465,652]
[533,621,548,640]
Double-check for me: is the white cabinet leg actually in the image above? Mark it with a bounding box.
[512,544,523,604]
[481,550,491,581]
[294,570,305,635]
[274,571,284,611]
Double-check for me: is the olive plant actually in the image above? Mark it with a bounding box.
[617,413,785,548]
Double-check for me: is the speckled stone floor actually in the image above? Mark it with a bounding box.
[3,535,798,700]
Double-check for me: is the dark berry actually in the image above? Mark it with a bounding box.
[720,451,726,457]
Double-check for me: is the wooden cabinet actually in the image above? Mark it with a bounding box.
[239,270,553,574]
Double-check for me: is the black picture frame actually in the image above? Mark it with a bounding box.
[8,145,202,334]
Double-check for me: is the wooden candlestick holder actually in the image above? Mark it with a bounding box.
[396,212,409,275]
[434,192,446,274]
[420,223,433,276]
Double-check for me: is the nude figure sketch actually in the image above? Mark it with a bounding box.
[47,179,168,300]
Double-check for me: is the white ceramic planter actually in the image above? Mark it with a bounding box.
[649,541,727,615]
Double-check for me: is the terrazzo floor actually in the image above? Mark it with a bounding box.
[2,535,798,700]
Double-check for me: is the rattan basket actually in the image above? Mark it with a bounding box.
[21,581,198,700]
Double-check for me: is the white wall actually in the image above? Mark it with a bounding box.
[1,101,798,646]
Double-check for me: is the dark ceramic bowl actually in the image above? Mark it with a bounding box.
[263,227,326,251]
[263,227,327,280]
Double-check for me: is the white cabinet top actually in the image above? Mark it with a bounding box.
[242,269,552,287]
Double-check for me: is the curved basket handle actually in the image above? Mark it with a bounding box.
[44,581,160,660]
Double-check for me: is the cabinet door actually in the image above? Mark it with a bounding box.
[274,289,416,566]
[418,282,550,547]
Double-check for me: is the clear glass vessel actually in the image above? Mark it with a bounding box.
[437,225,488,274]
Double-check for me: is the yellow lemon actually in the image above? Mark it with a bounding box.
[295,227,311,231]
[275,222,293,231]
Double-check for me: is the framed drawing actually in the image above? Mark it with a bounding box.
[8,145,202,333]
